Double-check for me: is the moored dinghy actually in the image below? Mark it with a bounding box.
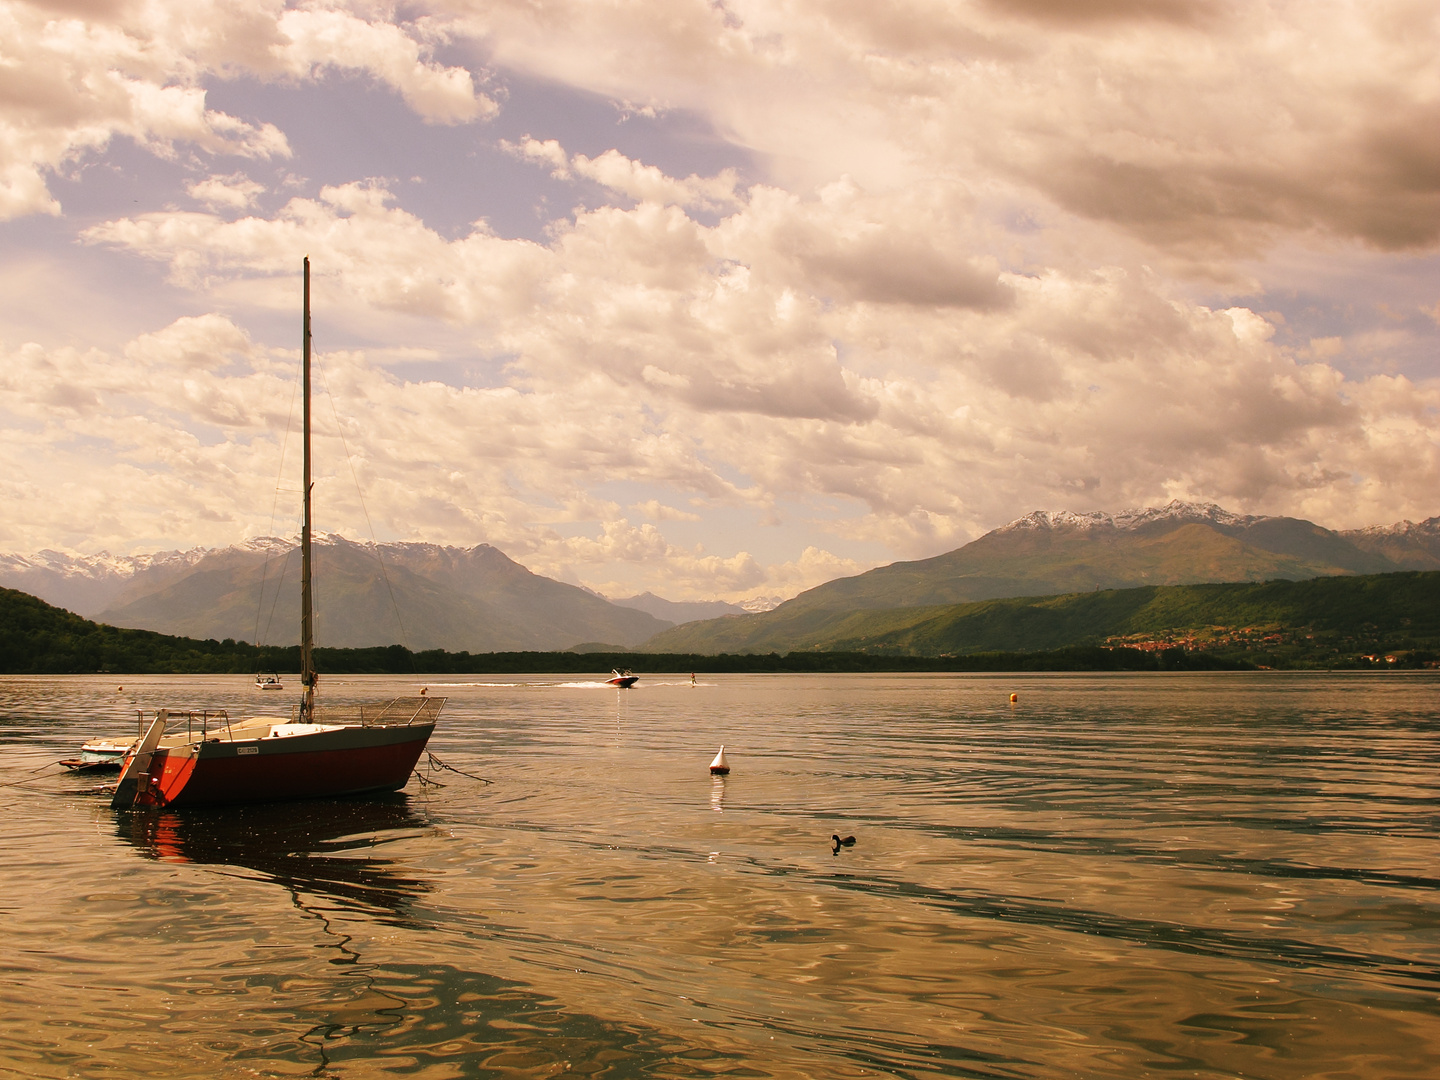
[111,258,443,810]
[60,736,132,771]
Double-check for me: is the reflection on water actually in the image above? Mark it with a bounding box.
[117,797,435,925]
[1,672,1438,1079]
[110,801,699,1078]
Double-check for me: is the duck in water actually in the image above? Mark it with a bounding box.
[831,833,856,856]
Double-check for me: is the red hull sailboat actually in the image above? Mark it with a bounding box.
[109,701,441,810]
[112,259,442,810]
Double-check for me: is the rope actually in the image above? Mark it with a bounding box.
[424,750,493,784]
[1,761,66,788]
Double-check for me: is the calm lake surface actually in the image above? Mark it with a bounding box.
[1,672,1436,1079]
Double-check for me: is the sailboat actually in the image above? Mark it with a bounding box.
[111,259,443,810]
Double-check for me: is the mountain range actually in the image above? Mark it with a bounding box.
[2,500,1436,654]
[644,501,1440,653]
[0,535,673,651]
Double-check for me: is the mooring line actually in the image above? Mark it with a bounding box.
[1,761,66,788]
[425,750,494,784]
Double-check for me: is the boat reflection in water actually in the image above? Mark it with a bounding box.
[110,798,698,1076]
[117,795,435,924]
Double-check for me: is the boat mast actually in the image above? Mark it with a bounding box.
[300,257,316,720]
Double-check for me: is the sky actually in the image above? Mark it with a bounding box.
[0,0,1437,603]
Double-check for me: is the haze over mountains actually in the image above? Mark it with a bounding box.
[2,501,1436,654]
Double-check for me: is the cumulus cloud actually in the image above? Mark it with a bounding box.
[460,0,1440,259]
[273,6,497,124]
[0,0,494,221]
[66,164,1440,579]
[187,172,265,210]
[502,138,742,211]
[4,0,1439,602]
[633,500,701,522]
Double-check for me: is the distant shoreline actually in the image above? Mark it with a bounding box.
[4,585,1435,675]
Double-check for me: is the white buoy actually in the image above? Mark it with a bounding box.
[709,745,730,775]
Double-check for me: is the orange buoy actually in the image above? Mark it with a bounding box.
[1009,692,1018,703]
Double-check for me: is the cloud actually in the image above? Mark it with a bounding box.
[0,0,495,222]
[462,0,1440,260]
[187,172,265,210]
[4,0,1439,600]
[503,138,742,211]
[67,169,1440,569]
[570,149,741,211]
[273,7,497,124]
[764,545,869,596]
[632,500,701,522]
[502,136,569,177]
[977,0,1222,27]
[0,1,292,219]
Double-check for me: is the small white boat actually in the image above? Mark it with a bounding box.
[59,736,133,771]
[606,669,639,688]
[255,672,284,690]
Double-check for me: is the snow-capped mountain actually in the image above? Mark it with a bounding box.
[5,501,1438,654]
[0,546,213,616]
[645,500,1440,655]
[737,595,784,613]
[1001,500,1266,534]
[1340,515,1440,569]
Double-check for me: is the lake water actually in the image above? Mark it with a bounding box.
[0,672,1436,1079]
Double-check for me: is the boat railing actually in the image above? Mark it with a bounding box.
[139,708,234,743]
[289,696,446,727]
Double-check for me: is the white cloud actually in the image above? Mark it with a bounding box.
[2,0,1438,602]
[503,137,742,210]
[461,0,1440,258]
[274,7,497,124]
[570,149,741,211]
[501,136,570,177]
[60,167,1440,578]
[0,0,496,222]
[632,500,701,522]
[187,172,266,210]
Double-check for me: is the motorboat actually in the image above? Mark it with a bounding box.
[606,669,639,688]
[254,672,284,690]
[111,259,443,810]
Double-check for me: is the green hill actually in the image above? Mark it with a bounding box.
[644,571,1440,666]
[744,511,1396,629]
[6,573,1436,674]
[0,587,262,674]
